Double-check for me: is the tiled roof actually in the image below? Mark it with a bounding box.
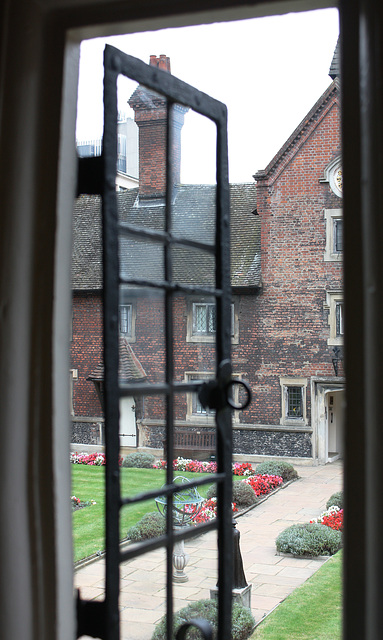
[329,37,340,80]
[87,339,147,383]
[72,184,260,290]
[71,193,104,290]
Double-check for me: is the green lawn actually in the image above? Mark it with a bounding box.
[250,550,342,640]
[71,466,214,562]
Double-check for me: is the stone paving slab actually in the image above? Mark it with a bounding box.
[74,460,343,638]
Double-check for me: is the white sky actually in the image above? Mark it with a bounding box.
[76,8,339,184]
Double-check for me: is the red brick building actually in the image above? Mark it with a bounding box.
[252,68,343,464]
[71,50,343,464]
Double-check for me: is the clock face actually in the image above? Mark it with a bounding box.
[329,163,342,197]
[335,168,342,193]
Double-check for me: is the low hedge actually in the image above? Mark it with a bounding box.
[326,491,343,510]
[152,599,254,640]
[206,480,258,508]
[126,512,165,541]
[255,460,298,482]
[122,452,156,468]
[276,523,342,557]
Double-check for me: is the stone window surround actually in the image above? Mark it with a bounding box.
[186,297,239,344]
[280,377,308,426]
[69,368,78,417]
[185,371,241,423]
[320,155,343,198]
[324,291,344,346]
[324,208,343,262]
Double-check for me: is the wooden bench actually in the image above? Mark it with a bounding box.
[163,429,216,460]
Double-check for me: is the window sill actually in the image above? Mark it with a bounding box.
[328,336,343,346]
[279,418,307,427]
[324,253,343,262]
[186,335,239,345]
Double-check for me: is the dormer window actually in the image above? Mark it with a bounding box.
[118,303,136,341]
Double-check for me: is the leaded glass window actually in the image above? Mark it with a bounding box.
[287,386,303,418]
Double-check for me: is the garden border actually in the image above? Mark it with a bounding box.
[74,475,299,570]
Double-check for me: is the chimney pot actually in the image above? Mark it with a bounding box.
[149,54,171,73]
[158,55,171,73]
[129,55,186,198]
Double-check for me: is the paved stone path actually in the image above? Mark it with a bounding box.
[75,460,343,639]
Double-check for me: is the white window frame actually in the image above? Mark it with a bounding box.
[186,298,239,344]
[324,208,343,262]
[280,377,308,426]
[325,291,344,346]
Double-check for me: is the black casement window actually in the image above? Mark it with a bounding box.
[287,386,303,418]
[75,45,252,640]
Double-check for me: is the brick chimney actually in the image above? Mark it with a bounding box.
[128,55,188,198]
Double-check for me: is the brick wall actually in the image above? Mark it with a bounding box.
[253,91,342,429]
[71,291,103,418]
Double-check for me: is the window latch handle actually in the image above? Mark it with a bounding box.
[198,375,251,412]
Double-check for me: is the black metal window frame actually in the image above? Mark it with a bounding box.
[286,386,303,418]
[75,45,236,640]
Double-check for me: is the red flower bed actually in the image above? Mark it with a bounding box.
[232,462,254,476]
[70,452,123,466]
[187,498,238,523]
[310,506,343,531]
[245,474,283,496]
[321,510,343,530]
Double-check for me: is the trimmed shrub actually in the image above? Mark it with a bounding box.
[126,512,165,542]
[152,599,254,640]
[276,523,342,557]
[255,460,298,482]
[232,481,258,507]
[206,481,258,508]
[205,484,216,501]
[122,452,155,468]
[326,491,343,510]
